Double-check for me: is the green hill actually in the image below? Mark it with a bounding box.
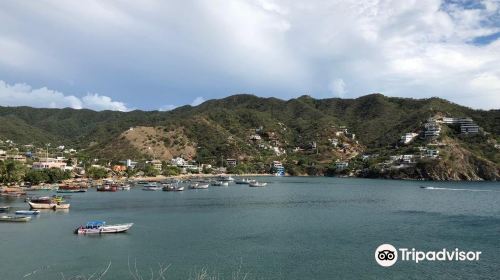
[0,94,498,180]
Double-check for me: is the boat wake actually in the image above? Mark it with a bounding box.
[420,186,500,192]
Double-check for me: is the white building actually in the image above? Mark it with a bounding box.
[424,122,441,138]
[171,157,187,166]
[401,133,418,144]
[119,159,138,169]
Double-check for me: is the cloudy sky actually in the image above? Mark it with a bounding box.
[0,0,499,111]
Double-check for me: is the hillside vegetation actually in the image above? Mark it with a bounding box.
[0,94,498,180]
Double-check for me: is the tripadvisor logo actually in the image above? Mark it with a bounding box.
[375,244,481,267]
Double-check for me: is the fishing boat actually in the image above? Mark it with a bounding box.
[0,215,31,222]
[28,201,70,210]
[74,221,134,234]
[15,210,40,215]
[119,184,131,191]
[235,178,255,184]
[0,206,9,212]
[190,183,209,189]
[218,175,234,182]
[96,185,118,192]
[162,184,175,191]
[142,183,162,191]
[211,181,223,186]
[57,189,87,193]
[249,182,267,187]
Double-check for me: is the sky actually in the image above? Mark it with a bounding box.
[0,0,499,111]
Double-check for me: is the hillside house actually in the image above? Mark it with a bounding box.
[401,133,418,144]
[460,123,480,134]
[226,158,237,167]
[119,159,137,169]
[424,122,441,138]
[148,160,163,171]
[335,161,349,171]
[32,157,67,170]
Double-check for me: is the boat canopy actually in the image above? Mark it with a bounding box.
[85,221,106,227]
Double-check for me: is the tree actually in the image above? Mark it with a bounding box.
[24,170,50,184]
[87,167,108,179]
[0,160,25,184]
[162,166,180,176]
[142,165,159,177]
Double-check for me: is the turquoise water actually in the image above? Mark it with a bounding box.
[0,177,499,279]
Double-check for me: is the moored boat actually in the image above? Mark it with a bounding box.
[119,184,131,190]
[0,215,31,222]
[74,221,134,234]
[15,210,40,215]
[249,181,267,187]
[28,201,70,210]
[96,185,118,192]
[162,184,175,191]
[143,183,161,191]
[190,183,209,189]
[57,189,87,193]
[0,206,9,212]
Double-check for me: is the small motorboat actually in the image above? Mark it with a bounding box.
[119,184,131,191]
[218,175,234,182]
[28,201,70,210]
[190,183,209,189]
[96,185,118,192]
[234,178,250,184]
[162,184,175,191]
[0,215,31,222]
[0,206,9,212]
[15,210,40,215]
[74,221,134,234]
[249,182,267,187]
[143,183,162,191]
[221,182,229,186]
[211,181,223,186]
[57,189,87,193]
[175,186,185,191]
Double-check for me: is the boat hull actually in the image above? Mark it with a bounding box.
[15,210,40,215]
[75,223,134,234]
[0,215,31,222]
[28,201,70,210]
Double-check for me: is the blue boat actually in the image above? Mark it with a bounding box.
[15,210,40,215]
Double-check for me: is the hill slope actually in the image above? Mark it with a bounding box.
[0,94,498,180]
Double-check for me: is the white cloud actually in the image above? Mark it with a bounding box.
[81,93,128,111]
[191,96,205,106]
[0,0,499,109]
[0,80,129,111]
[329,78,347,97]
[159,104,177,111]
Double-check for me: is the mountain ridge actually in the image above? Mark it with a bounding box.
[0,93,498,180]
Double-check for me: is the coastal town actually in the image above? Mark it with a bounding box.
[0,113,496,192]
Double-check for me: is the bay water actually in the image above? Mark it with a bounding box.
[0,177,499,279]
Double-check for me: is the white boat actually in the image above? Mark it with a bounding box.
[28,201,70,210]
[142,183,161,191]
[15,210,40,215]
[249,182,267,187]
[190,183,209,189]
[119,184,131,190]
[221,182,229,186]
[0,215,31,222]
[218,175,234,182]
[74,221,134,234]
[175,186,185,191]
[235,178,256,184]
[0,206,9,212]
